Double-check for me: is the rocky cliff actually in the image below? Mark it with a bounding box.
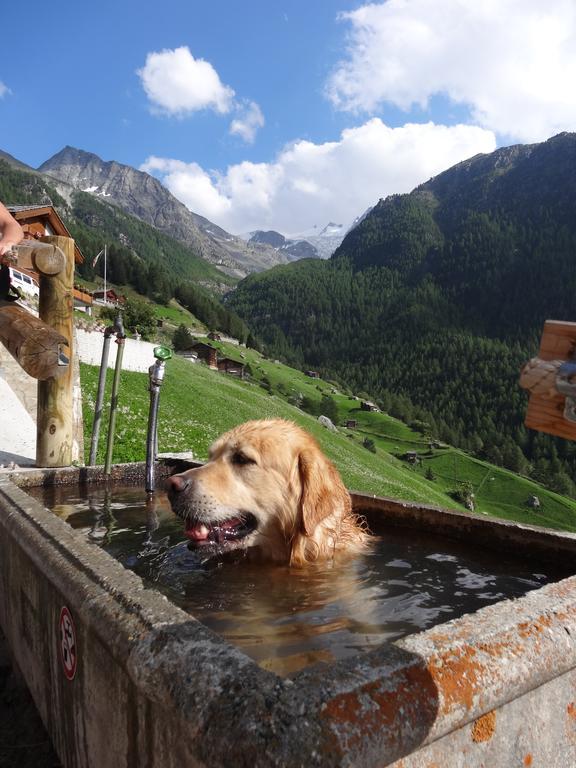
[39,147,284,276]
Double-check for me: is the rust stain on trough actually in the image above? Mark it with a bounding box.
[517,614,554,639]
[471,710,496,742]
[429,645,482,714]
[566,701,576,744]
[321,659,438,754]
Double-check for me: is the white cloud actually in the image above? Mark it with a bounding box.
[229,101,265,143]
[137,46,235,115]
[0,81,11,98]
[141,120,496,234]
[326,0,576,142]
[141,156,233,221]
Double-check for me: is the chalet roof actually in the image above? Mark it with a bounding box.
[218,357,245,366]
[9,205,51,213]
[7,204,84,264]
[191,341,217,350]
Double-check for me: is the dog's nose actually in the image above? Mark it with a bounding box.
[165,474,190,493]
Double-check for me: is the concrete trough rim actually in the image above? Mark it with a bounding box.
[1,465,576,766]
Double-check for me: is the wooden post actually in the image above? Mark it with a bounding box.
[36,236,75,467]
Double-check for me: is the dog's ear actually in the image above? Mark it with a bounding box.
[298,449,350,536]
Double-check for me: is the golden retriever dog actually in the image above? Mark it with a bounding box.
[165,419,369,566]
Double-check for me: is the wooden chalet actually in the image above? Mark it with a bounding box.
[305,370,320,379]
[361,400,380,412]
[345,419,358,429]
[191,342,218,369]
[7,204,92,312]
[8,204,84,265]
[92,288,123,306]
[217,357,246,378]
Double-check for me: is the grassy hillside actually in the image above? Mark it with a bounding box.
[81,342,576,533]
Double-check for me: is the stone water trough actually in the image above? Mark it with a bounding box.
[2,460,576,767]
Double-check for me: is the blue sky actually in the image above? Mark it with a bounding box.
[2,0,576,234]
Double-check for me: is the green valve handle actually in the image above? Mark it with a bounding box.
[153,345,172,361]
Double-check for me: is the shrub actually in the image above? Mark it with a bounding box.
[363,438,376,453]
[173,323,193,351]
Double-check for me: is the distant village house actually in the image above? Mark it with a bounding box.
[361,401,380,412]
[92,288,123,306]
[191,342,218,370]
[217,357,246,378]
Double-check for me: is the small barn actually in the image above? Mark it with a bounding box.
[191,342,218,369]
[345,419,358,429]
[217,357,246,378]
[361,401,380,412]
[305,370,320,379]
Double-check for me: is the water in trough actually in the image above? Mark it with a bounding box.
[30,483,568,676]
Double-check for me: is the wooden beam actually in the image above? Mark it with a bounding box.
[36,235,75,468]
[0,301,69,380]
[1,242,66,274]
[32,243,66,275]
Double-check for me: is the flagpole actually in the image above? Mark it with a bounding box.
[103,244,107,305]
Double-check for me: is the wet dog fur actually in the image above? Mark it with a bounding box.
[166,419,369,566]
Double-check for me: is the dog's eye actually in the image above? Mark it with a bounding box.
[231,451,255,466]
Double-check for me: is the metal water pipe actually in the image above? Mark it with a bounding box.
[104,315,127,474]
[145,345,172,492]
[89,314,126,466]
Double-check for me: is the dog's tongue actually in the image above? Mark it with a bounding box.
[185,522,210,541]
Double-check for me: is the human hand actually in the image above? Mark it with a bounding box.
[0,202,24,257]
[0,240,18,259]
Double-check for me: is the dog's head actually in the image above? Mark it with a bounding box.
[165,419,352,564]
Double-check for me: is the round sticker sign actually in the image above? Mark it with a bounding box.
[58,606,77,681]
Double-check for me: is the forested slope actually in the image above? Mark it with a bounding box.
[229,133,576,495]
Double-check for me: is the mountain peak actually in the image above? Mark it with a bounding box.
[37,146,293,275]
[40,145,104,170]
